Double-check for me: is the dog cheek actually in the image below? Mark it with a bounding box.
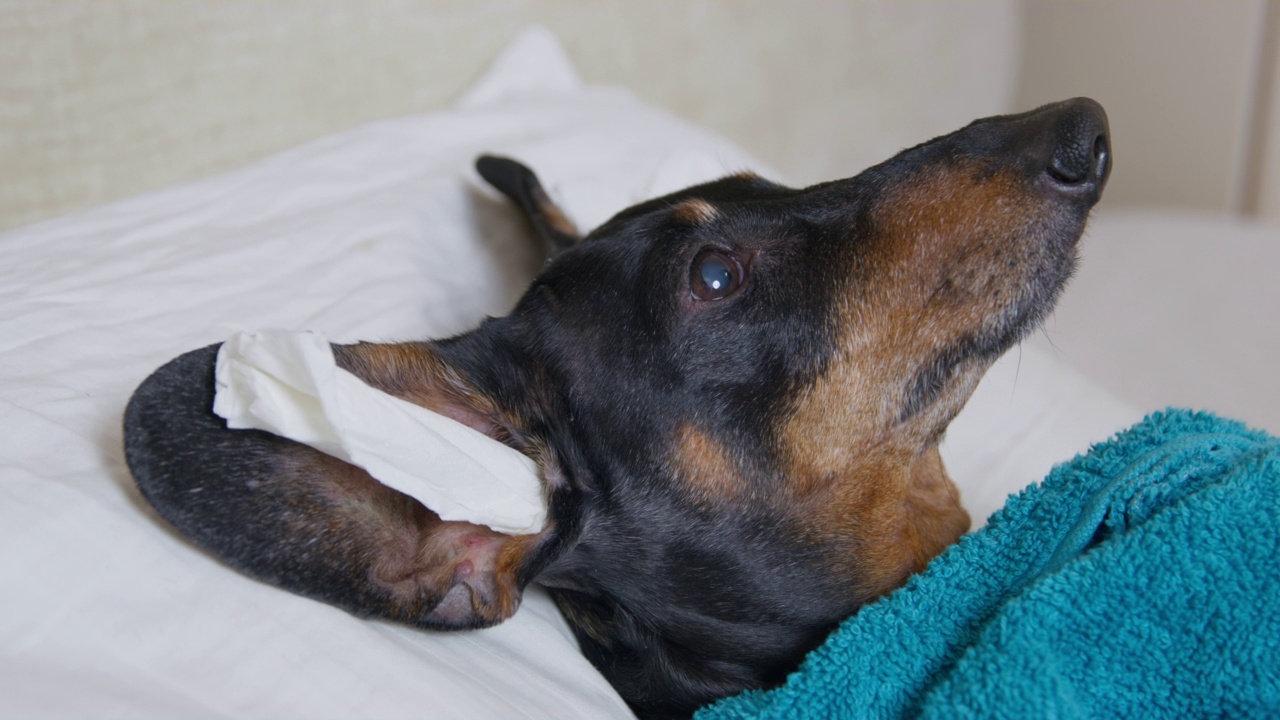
[666,422,748,505]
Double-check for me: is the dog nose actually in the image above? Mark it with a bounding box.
[1043,98,1110,192]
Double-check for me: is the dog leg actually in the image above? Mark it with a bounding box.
[125,342,552,629]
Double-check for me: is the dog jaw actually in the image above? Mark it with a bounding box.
[772,159,1086,596]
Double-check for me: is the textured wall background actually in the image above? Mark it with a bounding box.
[0,1,1018,230]
[1015,0,1277,216]
[4,2,1275,232]
[0,1,1017,231]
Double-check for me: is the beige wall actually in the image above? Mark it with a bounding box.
[4,1,1276,230]
[0,1,1017,232]
[1256,3,1280,218]
[1016,0,1277,216]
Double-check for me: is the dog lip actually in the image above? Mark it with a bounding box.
[896,300,1038,426]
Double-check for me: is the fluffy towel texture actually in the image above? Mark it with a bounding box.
[699,409,1280,719]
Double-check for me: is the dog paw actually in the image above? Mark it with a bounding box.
[372,521,541,629]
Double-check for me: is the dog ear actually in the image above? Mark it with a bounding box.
[476,155,582,254]
[124,337,559,630]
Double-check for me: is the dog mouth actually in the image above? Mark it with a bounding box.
[897,295,1049,426]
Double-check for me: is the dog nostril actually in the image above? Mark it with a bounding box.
[1029,98,1110,192]
[1049,143,1091,185]
[1048,129,1108,186]
[1092,133,1109,179]
[1047,161,1082,185]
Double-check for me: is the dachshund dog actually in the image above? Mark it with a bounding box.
[125,98,1110,719]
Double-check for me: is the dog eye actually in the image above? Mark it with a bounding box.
[690,249,746,301]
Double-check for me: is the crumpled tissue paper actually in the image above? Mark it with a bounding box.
[212,330,546,535]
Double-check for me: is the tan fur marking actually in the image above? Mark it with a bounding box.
[364,485,547,624]
[901,448,970,566]
[782,164,1040,478]
[773,162,1042,599]
[458,531,545,623]
[328,341,552,624]
[333,342,562,499]
[333,342,512,441]
[671,422,743,502]
[672,198,719,225]
[334,342,463,404]
[779,447,969,602]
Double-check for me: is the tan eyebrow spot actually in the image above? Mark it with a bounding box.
[672,198,719,225]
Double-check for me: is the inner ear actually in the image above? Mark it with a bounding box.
[333,341,523,445]
[125,339,559,632]
[476,155,582,255]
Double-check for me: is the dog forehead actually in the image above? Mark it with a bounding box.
[584,172,795,238]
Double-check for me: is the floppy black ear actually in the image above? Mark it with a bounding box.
[124,337,561,630]
[477,155,581,254]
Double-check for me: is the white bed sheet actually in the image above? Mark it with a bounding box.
[0,26,1141,718]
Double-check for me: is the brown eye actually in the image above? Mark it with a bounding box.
[690,249,746,301]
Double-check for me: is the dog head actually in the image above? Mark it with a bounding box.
[125,98,1109,719]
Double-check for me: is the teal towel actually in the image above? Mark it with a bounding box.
[698,410,1280,719]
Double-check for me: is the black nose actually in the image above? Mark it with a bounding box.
[1043,98,1110,191]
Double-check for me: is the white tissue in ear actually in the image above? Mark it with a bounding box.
[211,330,547,535]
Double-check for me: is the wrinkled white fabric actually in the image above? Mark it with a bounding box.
[0,26,642,720]
[213,330,546,535]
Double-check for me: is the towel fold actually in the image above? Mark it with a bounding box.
[699,409,1280,719]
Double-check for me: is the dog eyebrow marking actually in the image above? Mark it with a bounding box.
[671,422,742,502]
[671,198,719,225]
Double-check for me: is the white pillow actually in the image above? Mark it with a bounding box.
[0,25,1138,718]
